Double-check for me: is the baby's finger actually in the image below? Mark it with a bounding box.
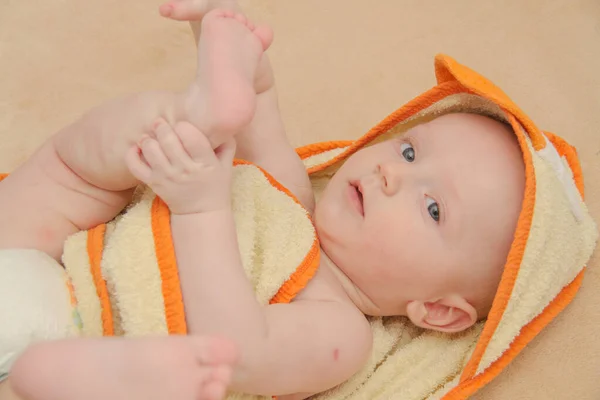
[176,123,218,164]
[214,139,237,167]
[153,119,191,167]
[140,136,172,171]
[125,145,152,183]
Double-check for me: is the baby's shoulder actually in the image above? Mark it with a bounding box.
[293,260,357,307]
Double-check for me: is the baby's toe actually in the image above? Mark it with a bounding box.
[200,380,228,400]
[211,365,233,384]
[252,25,274,50]
[159,0,205,21]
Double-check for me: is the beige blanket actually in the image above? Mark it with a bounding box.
[2,1,599,398]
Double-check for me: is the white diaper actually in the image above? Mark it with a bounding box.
[0,249,80,381]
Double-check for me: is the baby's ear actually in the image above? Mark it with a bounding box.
[406,296,477,333]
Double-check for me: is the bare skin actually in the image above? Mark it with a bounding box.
[8,336,238,400]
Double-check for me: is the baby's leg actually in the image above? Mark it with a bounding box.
[0,10,272,260]
[160,1,286,163]
[55,9,272,192]
[9,336,238,400]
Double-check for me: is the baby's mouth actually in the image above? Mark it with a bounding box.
[349,181,365,216]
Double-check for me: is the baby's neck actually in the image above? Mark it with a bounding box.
[319,250,383,316]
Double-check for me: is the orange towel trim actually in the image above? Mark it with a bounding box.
[295,141,353,161]
[65,277,78,307]
[444,270,585,399]
[451,123,587,395]
[152,196,188,335]
[86,224,114,336]
[434,54,545,151]
[306,80,471,175]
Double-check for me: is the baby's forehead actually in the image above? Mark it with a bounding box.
[408,114,518,162]
[408,113,524,203]
[410,113,512,143]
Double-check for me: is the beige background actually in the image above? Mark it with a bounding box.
[1,0,599,398]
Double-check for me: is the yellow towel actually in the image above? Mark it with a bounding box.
[61,54,598,399]
[63,160,320,337]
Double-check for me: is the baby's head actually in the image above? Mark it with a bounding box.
[314,113,525,332]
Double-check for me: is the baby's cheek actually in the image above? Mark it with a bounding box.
[360,237,397,279]
[364,222,401,257]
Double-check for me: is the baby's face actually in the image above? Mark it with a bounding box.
[314,113,525,321]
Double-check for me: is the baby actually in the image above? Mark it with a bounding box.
[0,1,525,400]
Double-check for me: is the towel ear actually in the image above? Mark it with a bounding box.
[406,296,477,333]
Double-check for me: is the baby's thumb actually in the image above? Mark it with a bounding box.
[215,139,237,166]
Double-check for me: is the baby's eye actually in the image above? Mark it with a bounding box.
[399,143,415,162]
[425,197,440,222]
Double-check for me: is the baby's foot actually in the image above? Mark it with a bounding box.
[10,336,238,400]
[162,0,276,94]
[183,9,272,147]
[159,0,243,50]
[160,0,273,89]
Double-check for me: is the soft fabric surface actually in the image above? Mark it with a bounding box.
[62,164,318,338]
[1,1,599,399]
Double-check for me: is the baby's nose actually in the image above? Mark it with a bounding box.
[377,161,406,195]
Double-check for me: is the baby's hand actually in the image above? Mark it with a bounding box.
[126,119,236,215]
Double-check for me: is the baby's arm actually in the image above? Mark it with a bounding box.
[242,301,372,396]
[172,208,372,396]
[128,121,372,397]
[236,87,316,212]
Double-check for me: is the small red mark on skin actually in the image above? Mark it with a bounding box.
[333,348,340,361]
